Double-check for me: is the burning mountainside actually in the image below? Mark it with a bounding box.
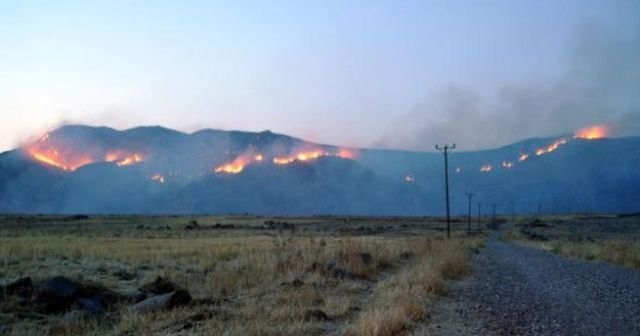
[213,148,358,174]
[465,124,611,174]
[25,133,146,171]
[1,123,635,215]
[574,125,611,140]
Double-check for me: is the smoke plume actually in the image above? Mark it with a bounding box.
[376,23,640,151]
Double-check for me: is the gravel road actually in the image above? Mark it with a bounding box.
[466,228,640,336]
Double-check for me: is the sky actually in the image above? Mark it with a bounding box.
[0,0,639,152]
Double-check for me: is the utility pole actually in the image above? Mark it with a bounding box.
[492,203,497,224]
[436,143,456,238]
[466,192,475,235]
[477,203,482,231]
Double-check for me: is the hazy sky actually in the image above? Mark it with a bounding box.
[1,1,639,152]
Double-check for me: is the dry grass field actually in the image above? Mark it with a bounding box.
[505,214,640,269]
[0,215,484,336]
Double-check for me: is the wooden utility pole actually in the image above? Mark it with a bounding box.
[477,202,482,231]
[466,192,475,235]
[492,204,497,224]
[436,144,455,238]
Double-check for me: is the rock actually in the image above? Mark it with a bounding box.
[140,276,178,295]
[185,220,200,230]
[113,269,136,281]
[304,309,331,321]
[5,277,34,298]
[76,297,105,315]
[62,310,86,322]
[34,276,79,313]
[280,278,304,288]
[327,260,353,279]
[132,290,192,313]
[400,251,414,261]
[360,253,373,265]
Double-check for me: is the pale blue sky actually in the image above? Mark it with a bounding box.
[1,1,638,151]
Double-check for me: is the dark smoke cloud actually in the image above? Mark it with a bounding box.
[376,23,640,151]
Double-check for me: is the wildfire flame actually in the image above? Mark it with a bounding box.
[574,125,610,140]
[151,174,165,183]
[272,148,357,165]
[105,151,144,167]
[518,153,529,162]
[25,133,146,171]
[535,138,567,156]
[501,161,513,168]
[273,150,326,165]
[480,165,493,172]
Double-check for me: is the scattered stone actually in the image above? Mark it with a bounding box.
[360,253,373,265]
[5,277,33,298]
[304,309,331,321]
[280,278,305,288]
[399,251,415,261]
[140,276,178,295]
[113,269,136,281]
[185,220,200,230]
[75,297,105,315]
[34,276,78,314]
[132,290,192,313]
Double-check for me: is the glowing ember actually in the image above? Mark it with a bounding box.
[405,175,415,183]
[273,150,328,165]
[337,148,358,160]
[26,142,94,171]
[25,133,146,171]
[151,174,165,183]
[480,165,493,172]
[535,138,567,156]
[104,151,145,166]
[214,152,264,174]
[501,161,513,168]
[574,125,610,140]
[518,153,529,161]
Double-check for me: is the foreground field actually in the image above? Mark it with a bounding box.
[0,215,484,335]
[505,214,640,269]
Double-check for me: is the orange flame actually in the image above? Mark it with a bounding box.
[480,165,493,172]
[105,151,144,167]
[214,152,264,174]
[535,138,567,156]
[273,150,327,165]
[518,153,529,162]
[151,174,165,183]
[273,148,357,165]
[25,134,146,171]
[574,125,610,140]
[26,135,94,171]
[337,148,358,160]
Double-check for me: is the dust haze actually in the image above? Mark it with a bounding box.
[376,24,640,151]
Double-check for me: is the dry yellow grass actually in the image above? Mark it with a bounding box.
[0,215,484,336]
[506,216,640,269]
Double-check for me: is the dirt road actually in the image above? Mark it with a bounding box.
[423,228,640,336]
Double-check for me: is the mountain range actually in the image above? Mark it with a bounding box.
[1,125,638,215]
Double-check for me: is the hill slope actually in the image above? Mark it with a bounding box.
[0,125,638,215]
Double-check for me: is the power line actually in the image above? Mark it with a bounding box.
[466,192,475,235]
[436,143,455,238]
